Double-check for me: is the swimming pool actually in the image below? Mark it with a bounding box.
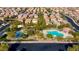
[47,31,64,37]
[15,31,24,38]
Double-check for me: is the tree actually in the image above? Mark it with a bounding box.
[46,24,56,29]
[75,32,79,36]
[23,19,26,26]
[58,25,64,29]
[10,20,22,31]
[0,34,7,41]
[69,31,76,37]
[47,34,53,38]
[27,28,35,35]
[37,32,44,38]
[6,28,11,32]
[67,45,79,51]
[36,12,46,30]
[68,31,79,42]
[75,36,79,42]
[0,43,9,51]
[7,32,15,39]
[56,36,64,41]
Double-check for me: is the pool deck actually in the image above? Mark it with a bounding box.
[43,29,73,38]
[43,29,65,37]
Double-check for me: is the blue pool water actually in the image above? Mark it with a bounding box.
[47,31,64,37]
[15,31,23,38]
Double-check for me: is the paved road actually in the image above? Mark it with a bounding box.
[0,23,10,36]
[62,14,79,31]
